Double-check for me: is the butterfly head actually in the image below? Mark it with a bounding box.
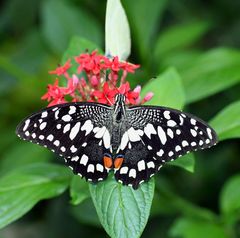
[114,94,126,105]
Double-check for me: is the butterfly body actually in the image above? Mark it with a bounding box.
[16,94,217,189]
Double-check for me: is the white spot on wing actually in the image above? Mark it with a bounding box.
[95,126,106,138]
[191,142,197,146]
[103,130,111,149]
[40,122,47,130]
[190,118,196,125]
[157,149,164,157]
[41,111,48,118]
[129,169,136,178]
[69,106,76,114]
[190,129,197,137]
[120,132,129,151]
[138,160,145,171]
[182,140,189,147]
[80,154,88,165]
[164,110,171,119]
[144,123,157,139]
[157,126,167,145]
[25,131,30,136]
[167,120,177,127]
[81,120,93,136]
[120,166,128,174]
[147,161,155,168]
[53,140,60,146]
[69,122,81,140]
[87,164,94,173]
[70,145,77,153]
[82,142,87,147]
[168,151,174,157]
[167,128,174,138]
[128,127,141,142]
[39,135,44,140]
[60,146,66,152]
[47,134,54,141]
[63,123,70,133]
[62,115,72,122]
[175,145,181,152]
[207,128,213,140]
[96,164,104,172]
[23,119,30,131]
[71,156,79,161]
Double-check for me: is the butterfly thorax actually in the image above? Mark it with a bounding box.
[111,94,128,154]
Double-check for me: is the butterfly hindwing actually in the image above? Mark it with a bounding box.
[16,102,113,182]
[114,106,218,189]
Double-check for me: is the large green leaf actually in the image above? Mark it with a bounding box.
[41,0,102,55]
[0,143,51,175]
[70,176,90,205]
[168,153,195,173]
[105,0,131,60]
[141,67,185,109]
[169,217,228,238]
[220,174,240,216]
[154,178,216,220]
[155,21,211,58]
[61,36,102,75]
[179,48,240,103]
[89,175,154,238]
[0,163,71,229]
[210,100,240,140]
[71,198,101,227]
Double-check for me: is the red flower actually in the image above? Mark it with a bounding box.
[42,50,153,106]
[118,82,140,104]
[49,60,71,76]
[92,82,117,105]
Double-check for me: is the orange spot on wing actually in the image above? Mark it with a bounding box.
[114,157,124,169]
[103,156,113,168]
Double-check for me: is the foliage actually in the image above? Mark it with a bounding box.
[0,0,240,237]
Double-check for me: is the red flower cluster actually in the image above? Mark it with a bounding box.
[42,51,153,106]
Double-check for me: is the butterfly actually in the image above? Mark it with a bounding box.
[16,94,217,189]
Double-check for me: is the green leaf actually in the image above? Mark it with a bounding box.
[155,21,211,58]
[168,153,195,173]
[220,174,240,216]
[70,176,90,205]
[169,217,228,238]
[154,178,216,220]
[123,0,167,60]
[89,175,154,238]
[61,36,102,75]
[210,100,240,140]
[41,0,102,55]
[71,198,101,227]
[141,67,185,110]
[180,48,240,103]
[105,0,131,60]
[0,143,51,175]
[0,163,71,229]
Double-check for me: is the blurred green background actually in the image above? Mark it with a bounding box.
[1,0,240,237]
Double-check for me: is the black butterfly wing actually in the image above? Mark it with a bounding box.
[114,105,218,189]
[16,102,113,182]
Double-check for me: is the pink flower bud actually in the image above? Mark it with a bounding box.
[90,75,100,87]
[72,74,79,86]
[133,85,141,94]
[144,92,154,102]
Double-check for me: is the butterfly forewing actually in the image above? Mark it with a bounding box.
[114,106,217,189]
[16,102,113,182]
